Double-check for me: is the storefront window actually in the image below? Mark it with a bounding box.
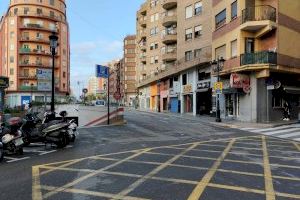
[272,96,283,108]
[225,94,239,117]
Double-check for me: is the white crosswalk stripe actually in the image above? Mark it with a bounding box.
[238,123,300,142]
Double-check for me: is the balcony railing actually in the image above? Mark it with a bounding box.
[21,23,58,32]
[242,5,276,24]
[19,48,53,56]
[20,37,49,43]
[19,74,37,79]
[240,51,277,66]
[9,11,66,22]
[19,85,38,91]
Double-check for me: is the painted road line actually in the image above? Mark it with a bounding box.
[111,143,200,200]
[240,128,258,130]
[263,128,300,135]
[7,157,30,163]
[4,156,18,160]
[293,142,300,151]
[39,150,57,155]
[279,132,300,138]
[42,148,151,199]
[32,166,42,200]
[23,149,47,153]
[187,138,236,200]
[262,136,275,200]
[250,125,299,133]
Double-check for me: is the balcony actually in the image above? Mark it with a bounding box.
[19,37,49,44]
[140,54,147,63]
[10,11,66,22]
[240,51,277,66]
[162,0,177,10]
[162,31,177,45]
[19,85,38,91]
[20,23,58,33]
[19,74,37,80]
[19,61,57,69]
[241,5,277,37]
[162,48,177,62]
[162,13,177,27]
[19,48,56,57]
[139,16,147,27]
[139,42,147,51]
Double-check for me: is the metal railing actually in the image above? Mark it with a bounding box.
[9,11,66,22]
[240,51,277,65]
[242,5,276,24]
[21,23,58,32]
[19,85,38,91]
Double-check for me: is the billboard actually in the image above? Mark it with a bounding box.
[37,69,52,91]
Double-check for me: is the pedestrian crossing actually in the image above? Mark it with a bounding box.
[239,123,300,142]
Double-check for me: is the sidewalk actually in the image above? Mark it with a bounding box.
[133,108,299,130]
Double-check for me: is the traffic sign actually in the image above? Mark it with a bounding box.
[113,92,121,100]
[214,82,223,94]
[82,88,88,94]
[96,65,109,78]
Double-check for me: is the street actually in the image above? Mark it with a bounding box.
[0,110,300,200]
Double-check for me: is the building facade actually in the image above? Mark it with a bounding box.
[107,59,124,104]
[123,35,137,106]
[212,0,300,122]
[136,0,213,116]
[87,76,105,96]
[0,0,70,107]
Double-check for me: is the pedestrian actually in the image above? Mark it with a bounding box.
[283,101,291,121]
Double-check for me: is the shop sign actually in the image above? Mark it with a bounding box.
[183,84,192,94]
[197,80,210,89]
[173,81,180,93]
[214,82,223,94]
[230,73,250,89]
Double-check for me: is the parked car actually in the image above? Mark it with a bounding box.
[95,100,106,107]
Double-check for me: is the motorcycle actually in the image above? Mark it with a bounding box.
[0,141,4,162]
[20,111,71,148]
[0,120,24,155]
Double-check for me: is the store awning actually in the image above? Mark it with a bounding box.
[195,88,209,93]
[283,86,300,95]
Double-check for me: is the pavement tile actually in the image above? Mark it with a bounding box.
[100,152,137,160]
[184,149,222,158]
[269,157,300,167]
[233,143,262,148]
[128,179,195,200]
[271,166,300,179]
[67,159,117,170]
[72,173,139,194]
[40,170,90,187]
[230,147,263,155]
[225,153,263,163]
[173,156,216,168]
[194,145,227,152]
[266,144,299,152]
[273,178,300,195]
[155,165,208,181]
[200,186,265,200]
[106,161,158,175]
[149,147,184,155]
[46,191,109,200]
[211,171,265,190]
[219,160,264,174]
[132,153,174,163]
[268,150,300,159]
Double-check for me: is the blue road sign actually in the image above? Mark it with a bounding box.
[96,65,109,78]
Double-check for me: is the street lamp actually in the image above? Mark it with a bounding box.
[211,57,225,122]
[49,32,58,113]
[30,83,34,103]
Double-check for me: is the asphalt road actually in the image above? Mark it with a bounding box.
[0,110,299,200]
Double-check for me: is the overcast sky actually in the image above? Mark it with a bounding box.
[0,0,144,97]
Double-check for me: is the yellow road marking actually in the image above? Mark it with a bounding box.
[40,158,86,176]
[276,192,300,199]
[228,151,262,157]
[43,148,151,199]
[208,183,265,194]
[32,166,42,200]
[293,142,300,151]
[41,185,150,200]
[262,136,275,200]
[111,143,200,200]
[187,138,236,200]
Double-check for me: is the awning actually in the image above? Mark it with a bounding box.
[195,88,209,93]
[283,86,300,95]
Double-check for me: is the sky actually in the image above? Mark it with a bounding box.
[0,0,144,97]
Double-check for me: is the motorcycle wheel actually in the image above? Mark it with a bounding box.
[56,134,67,148]
[0,149,4,162]
[23,137,31,147]
[17,148,23,155]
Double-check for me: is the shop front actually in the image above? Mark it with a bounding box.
[182,84,193,113]
[196,79,212,115]
[150,84,158,112]
[169,81,181,113]
[160,80,169,112]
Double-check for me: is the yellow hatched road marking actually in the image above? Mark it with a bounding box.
[111,143,200,200]
[276,192,300,199]
[43,148,151,199]
[262,136,275,200]
[208,183,265,194]
[187,138,236,200]
[41,185,151,200]
[32,166,42,200]
[293,142,300,151]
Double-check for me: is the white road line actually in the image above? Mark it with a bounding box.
[4,156,18,160]
[7,157,30,163]
[65,145,73,148]
[295,138,300,142]
[29,143,46,146]
[240,128,257,131]
[280,132,300,138]
[263,128,300,135]
[39,150,57,155]
[23,149,47,153]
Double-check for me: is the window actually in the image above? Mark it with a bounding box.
[10,19,15,25]
[10,68,14,75]
[155,56,159,64]
[272,96,283,108]
[10,32,15,38]
[215,9,226,29]
[185,5,193,19]
[169,78,173,88]
[50,11,55,18]
[23,18,30,26]
[10,56,14,63]
[150,43,154,50]
[37,0,43,3]
[185,51,193,61]
[63,83,66,89]
[37,8,42,15]
[215,45,226,59]
[194,48,202,58]
[49,0,54,6]
[24,7,29,15]
[195,2,203,15]
[231,1,237,20]
[231,40,237,58]
[198,71,210,81]
[37,45,42,51]
[154,43,158,49]
[185,28,193,41]
[155,13,159,21]
[150,56,155,64]
[10,44,14,51]
[194,25,202,38]
[182,74,187,85]
[14,8,18,15]
[63,72,66,78]
[150,14,154,22]
[36,32,42,39]
[150,27,159,36]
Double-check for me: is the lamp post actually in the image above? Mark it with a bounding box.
[49,32,58,113]
[211,57,225,122]
[30,83,34,103]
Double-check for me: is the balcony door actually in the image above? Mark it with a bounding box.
[245,38,254,53]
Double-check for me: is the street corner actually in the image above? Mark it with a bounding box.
[32,135,300,200]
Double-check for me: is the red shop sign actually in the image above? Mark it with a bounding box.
[230,73,250,89]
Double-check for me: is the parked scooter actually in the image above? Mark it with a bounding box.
[0,120,24,155]
[0,141,4,162]
[20,111,73,148]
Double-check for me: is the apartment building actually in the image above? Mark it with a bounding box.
[107,59,124,104]
[0,0,70,107]
[212,0,300,122]
[87,76,105,96]
[136,0,213,115]
[123,35,137,106]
